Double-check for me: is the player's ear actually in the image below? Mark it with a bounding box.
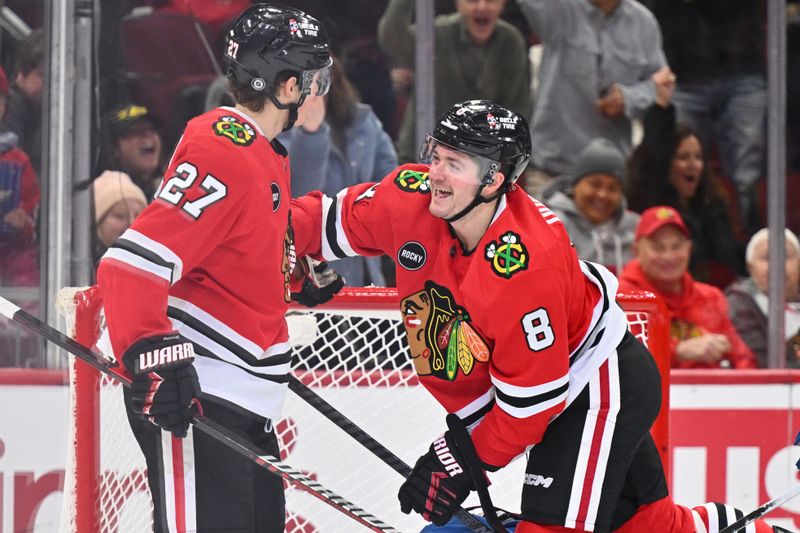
[276,75,299,101]
[483,171,506,196]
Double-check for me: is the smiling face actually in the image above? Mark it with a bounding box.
[573,173,623,225]
[455,0,506,46]
[427,143,484,220]
[636,225,692,291]
[669,134,704,202]
[115,121,162,179]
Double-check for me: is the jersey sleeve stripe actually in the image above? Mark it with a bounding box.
[322,194,347,259]
[334,189,357,257]
[454,387,497,429]
[491,373,569,397]
[496,387,568,419]
[167,296,265,357]
[102,247,173,283]
[114,228,184,283]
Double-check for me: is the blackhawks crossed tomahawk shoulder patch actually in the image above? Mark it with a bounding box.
[394,169,430,194]
[485,231,529,279]
[213,115,256,146]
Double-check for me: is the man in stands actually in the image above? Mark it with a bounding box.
[619,206,758,369]
[292,100,774,531]
[95,5,341,531]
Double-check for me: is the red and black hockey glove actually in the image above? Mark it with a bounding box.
[398,430,477,526]
[291,257,345,307]
[122,332,201,438]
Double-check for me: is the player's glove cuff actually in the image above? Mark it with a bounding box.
[122,333,201,438]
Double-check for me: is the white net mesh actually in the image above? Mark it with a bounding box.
[58,288,664,533]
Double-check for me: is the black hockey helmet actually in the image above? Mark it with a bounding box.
[420,100,531,191]
[224,4,332,101]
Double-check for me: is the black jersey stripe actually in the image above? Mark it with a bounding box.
[324,195,348,259]
[167,306,292,368]
[494,382,569,409]
[192,344,290,383]
[112,238,176,275]
[714,502,729,527]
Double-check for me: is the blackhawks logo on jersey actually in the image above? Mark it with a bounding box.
[401,281,490,381]
[394,169,430,194]
[213,115,256,146]
[485,231,529,279]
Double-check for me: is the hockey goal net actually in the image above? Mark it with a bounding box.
[57,286,670,533]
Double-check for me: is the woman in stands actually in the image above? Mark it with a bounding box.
[626,102,745,288]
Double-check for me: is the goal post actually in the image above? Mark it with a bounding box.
[57,286,671,532]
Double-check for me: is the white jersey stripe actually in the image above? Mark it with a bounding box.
[334,188,357,257]
[120,229,184,283]
[490,373,568,398]
[691,510,708,533]
[321,194,336,261]
[583,351,621,528]
[565,371,600,529]
[703,503,719,532]
[495,389,568,419]
[102,247,173,283]
[454,387,495,429]
[168,296,266,358]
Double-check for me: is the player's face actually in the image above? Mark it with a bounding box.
[456,0,506,45]
[427,144,483,220]
[636,225,692,287]
[572,173,622,225]
[747,237,800,298]
[115,122,162,178]
[97,199,146,247]
[669,135,704,202]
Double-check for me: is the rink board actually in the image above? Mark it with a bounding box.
[1,369,800,532]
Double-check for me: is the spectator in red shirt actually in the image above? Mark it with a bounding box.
[619,205,757,369]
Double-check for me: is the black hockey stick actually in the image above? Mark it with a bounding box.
[718,483,800,533]
[288,375,501,533]
[0,296,399,533]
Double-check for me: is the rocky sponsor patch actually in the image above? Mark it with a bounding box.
[397,241,426,270]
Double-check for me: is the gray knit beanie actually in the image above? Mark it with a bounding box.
[571,138,626,187]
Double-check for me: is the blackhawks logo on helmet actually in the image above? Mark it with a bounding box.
[394,169,430,194]
[213,115,256,146]
[485,231,529,279]
[401,281,490,381]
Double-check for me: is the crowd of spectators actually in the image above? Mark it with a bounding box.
[3,0,799,370]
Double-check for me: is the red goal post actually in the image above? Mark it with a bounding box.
[56,286,670,533]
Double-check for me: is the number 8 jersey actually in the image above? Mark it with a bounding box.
[291,164,629,469]
[97,107,296,421]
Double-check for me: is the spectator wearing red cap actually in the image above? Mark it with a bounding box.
[618,206,757,369]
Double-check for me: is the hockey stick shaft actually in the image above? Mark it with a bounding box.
[288,376,499,533]
[719,483,800,533]
[0,297,398,533]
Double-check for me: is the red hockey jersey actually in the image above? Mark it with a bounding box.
[292,164,628,467]
[96,107,295,420]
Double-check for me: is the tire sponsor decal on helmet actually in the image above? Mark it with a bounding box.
[213,115,256,146]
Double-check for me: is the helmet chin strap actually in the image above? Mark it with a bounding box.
[268,93,305,131]
[444,183,501,223]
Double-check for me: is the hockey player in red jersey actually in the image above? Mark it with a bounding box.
[95,4,342,532]
[291,100,778,532]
